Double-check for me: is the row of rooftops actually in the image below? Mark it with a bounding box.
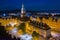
[29,20,51,30]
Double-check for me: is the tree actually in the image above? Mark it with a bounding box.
[32,31,39,37]
[18,23,26,34]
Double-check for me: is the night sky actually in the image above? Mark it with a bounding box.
[0,0,60,11]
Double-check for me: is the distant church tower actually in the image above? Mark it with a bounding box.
[21,4,26,18]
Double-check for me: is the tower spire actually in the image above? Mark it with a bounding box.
[22,3,24,8]
[21,3,25,14]
[21,3,26,18]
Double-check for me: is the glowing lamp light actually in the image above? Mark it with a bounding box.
[3,13,6,16]
[12,28,17,33]
[19,34,32,40]
[9,28,18,35]
[51,32,60,37]
[10,22,17,27]
[52,14,55,16]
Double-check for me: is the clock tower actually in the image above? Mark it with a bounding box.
[21,4,26,18]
